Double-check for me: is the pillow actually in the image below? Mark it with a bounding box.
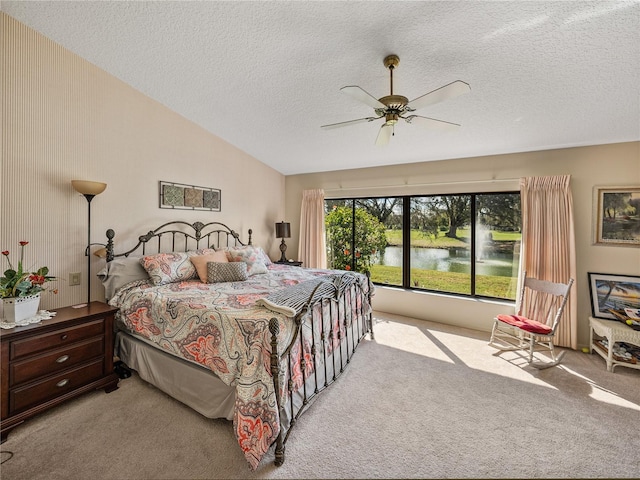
[97,256,149,300]
[207,261,248,283]
[254,246,273,265]
[220,245,272,265]
[190,251,228,283]
[226,247,268,276]
[140,248,216,285]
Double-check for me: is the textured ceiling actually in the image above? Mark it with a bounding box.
[3,1,639,175]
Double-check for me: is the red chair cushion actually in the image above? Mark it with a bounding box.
[496,314,553,335]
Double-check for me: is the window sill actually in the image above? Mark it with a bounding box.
[372,283,515,306]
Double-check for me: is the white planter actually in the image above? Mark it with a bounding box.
[2,293,41,324]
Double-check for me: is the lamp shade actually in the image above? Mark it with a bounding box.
[275,222,291,239]
[71,180,107,196]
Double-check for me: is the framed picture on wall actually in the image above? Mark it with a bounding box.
[588,272,640,320]
[159,181,221,212]
[593,186,640,247]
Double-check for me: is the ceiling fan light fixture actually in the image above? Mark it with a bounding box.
[321,54,470,144]
[385,113,399,125]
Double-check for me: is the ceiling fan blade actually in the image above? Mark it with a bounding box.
[340,86,387,110]
[407,80,471,111]
[375,123,393,146]
[404,115,461,129]
[321,116,382,129]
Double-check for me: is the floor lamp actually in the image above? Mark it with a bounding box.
[275,221,291,262]
[72,180,107,303]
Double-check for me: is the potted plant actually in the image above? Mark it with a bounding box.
[1,241,57,324]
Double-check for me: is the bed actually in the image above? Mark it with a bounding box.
[98,221,374,469]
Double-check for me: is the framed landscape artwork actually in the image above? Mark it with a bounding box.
[159,181,221,212]
[593,186,640,247]
[588,272,640,320]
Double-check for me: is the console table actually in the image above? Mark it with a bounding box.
[589,316,640,372]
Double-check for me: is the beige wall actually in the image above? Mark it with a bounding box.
[1,13,285,311]
[285,142,640,348]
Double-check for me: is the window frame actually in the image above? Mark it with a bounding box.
[325,190,521,301]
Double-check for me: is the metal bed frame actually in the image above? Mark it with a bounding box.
[104,220,373,466]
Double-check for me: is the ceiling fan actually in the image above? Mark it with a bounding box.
[321,54,470,146]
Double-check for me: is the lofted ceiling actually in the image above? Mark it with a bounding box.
[2,1,639,175]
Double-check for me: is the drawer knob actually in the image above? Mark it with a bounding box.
[56,379,70,388]
[60,334,68,341]
[55,355,70,363]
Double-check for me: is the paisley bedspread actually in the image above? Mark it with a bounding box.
[109,264,370,469]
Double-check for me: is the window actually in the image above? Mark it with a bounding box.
[325,192,521,301]
[325,198,403,286]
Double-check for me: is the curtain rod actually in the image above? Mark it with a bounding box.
[324,177,519,192]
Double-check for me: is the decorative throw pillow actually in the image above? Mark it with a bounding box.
[190,251,228,282]
[220,245,272,265]
[226,246,269,276]
[207,261,248,283]
[140,248,216,285]
[253,246,273,265]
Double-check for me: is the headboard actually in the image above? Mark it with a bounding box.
[105,221,252,261]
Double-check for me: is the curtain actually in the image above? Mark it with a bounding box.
[298,189,327,269]
[519,175,577,349]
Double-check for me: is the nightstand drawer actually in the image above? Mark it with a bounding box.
[10,319,105,360]
[9,358,104,415]
[11,337,105,386]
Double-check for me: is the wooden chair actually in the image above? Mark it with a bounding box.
[489,273,574,368]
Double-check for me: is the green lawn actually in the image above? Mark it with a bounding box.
[369,264,517,300]
[385,228,521,246]
[385,229,467,248]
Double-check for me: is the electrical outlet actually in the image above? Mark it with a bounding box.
[69,272,81,286]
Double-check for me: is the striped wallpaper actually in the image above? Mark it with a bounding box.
[1,12,284,313]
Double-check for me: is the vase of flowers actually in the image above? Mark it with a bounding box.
[2,294,42,324]
[1,241,57,324]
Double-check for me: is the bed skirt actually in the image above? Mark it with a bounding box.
[115,331,236,420]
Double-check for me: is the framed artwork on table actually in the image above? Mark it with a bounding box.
[159,181,221,212]
[588,272,640,320]
[593,186,640,247]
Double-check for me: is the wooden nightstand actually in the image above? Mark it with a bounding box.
[274,260,303,267]
[1,302,119,442]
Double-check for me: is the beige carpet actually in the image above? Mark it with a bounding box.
[2,312,639,479]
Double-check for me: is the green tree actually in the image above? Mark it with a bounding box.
[326,206,387,273]
[410,198,441,240]
[356,198,402,224]
[603,193,630,219]
[477,193,521,231]
[438,195,470,239]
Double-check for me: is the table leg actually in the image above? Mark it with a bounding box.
[606,333,614,372]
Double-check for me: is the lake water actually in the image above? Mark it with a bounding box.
[379,246,518,277]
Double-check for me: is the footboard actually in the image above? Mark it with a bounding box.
[268,272,373,466]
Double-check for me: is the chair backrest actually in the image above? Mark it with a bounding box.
[517,273,574,334]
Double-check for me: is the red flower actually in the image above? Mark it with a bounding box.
[345,265,351,271]
[28,274,46,285]
[1,241,56,298]
[343,249,350,255]
[355,251,361,258]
